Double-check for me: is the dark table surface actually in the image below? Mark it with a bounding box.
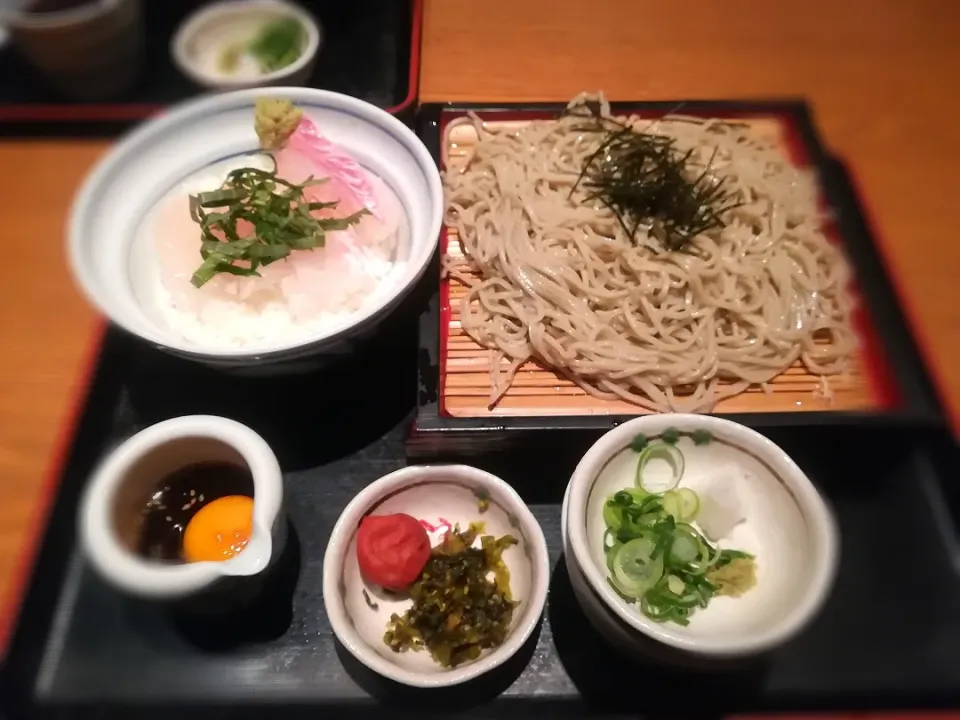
[3,300,960,717]
[0,0,416,114]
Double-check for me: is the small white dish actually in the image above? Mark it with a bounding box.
[67,86,442,369]
[323,464,550,688]
[79,415,284,600]
[564,414,839,659]
[172,0,321,90]
[561,477,719,668]
[560,481,641,659]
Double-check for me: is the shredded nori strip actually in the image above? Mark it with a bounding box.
[188,166,367,287]
[564,103,742,252]
[383,524,518,668]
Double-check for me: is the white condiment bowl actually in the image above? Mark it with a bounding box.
[78,416,284,600]
[561,479,666,662]
[67,87,442,370]
[322,464,550,688]
[172,0,321,89]
[564,414,839,659]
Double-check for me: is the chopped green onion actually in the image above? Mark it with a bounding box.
[667,574,685,595]
[675,488,700,521]
[630,433,649,453]
[668,529,699,564]
[611,538,663,596]
[635,441,684,493]
[601,447,755,626]
[602,503,623,532]
[660,490,682,519]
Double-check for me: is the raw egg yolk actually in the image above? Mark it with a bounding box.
[183,495,254,562]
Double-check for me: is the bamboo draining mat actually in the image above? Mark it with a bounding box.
[440,113,879,419]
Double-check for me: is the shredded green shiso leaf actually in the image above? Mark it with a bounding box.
[188,166,367,287]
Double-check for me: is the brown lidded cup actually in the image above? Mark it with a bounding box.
[0,0,145,100]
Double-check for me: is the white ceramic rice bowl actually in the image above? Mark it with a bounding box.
[68,87,442,369]
[564,414,839,659]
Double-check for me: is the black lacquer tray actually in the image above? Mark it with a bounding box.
[2,180,960,717]
[410,102,945,458]
[0,0,421,137]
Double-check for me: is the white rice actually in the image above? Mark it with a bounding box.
[149,155,405,349]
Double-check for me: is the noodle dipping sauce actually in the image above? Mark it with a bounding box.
[137,462,254,563]
[79,416,285,600]
[322,464,550,688]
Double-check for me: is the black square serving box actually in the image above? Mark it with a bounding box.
[409,100,945,460]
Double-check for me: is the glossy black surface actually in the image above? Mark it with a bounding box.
[137,462,254,561]
[2,270,960,718]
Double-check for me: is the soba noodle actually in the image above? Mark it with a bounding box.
[442,94,856,413]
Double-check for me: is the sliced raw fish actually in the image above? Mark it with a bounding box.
[274,117,402,258]
[150,117,404,349]
[278,115,379,216]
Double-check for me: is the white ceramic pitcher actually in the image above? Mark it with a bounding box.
[79,415,284,599]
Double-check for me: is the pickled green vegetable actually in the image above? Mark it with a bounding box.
[384,525,518,668]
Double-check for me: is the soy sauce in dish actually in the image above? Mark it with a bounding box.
[137,462,254,562]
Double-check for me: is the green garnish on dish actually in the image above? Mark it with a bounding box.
[383,524,517,668]
[188,167,367,287]
[603,434,756,626]
[567,105,742,252]
[248,17,305,73]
